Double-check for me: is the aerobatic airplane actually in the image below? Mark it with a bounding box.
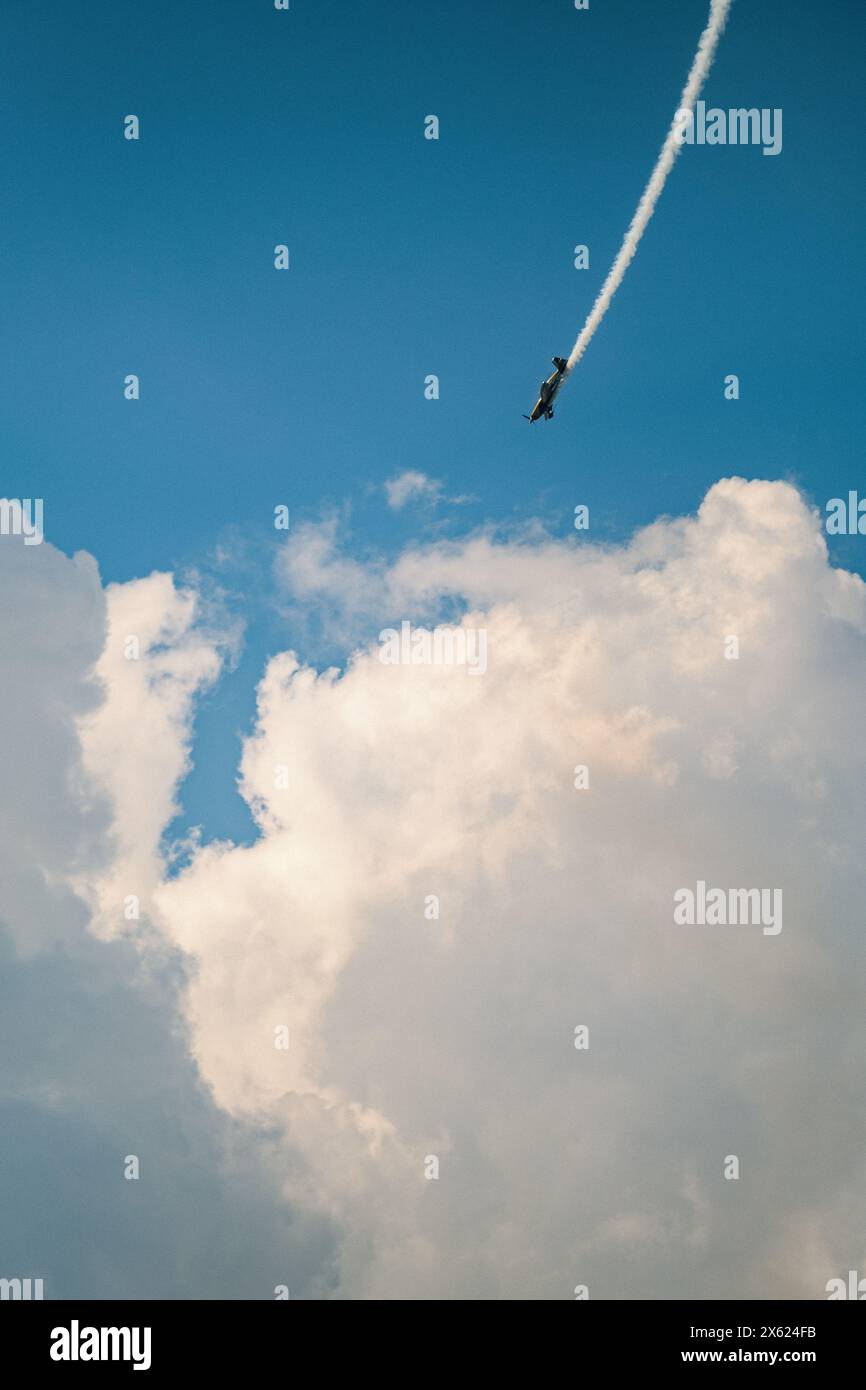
[524,357,568,422]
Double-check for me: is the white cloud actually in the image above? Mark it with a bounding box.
[75,572,225,939]
[0,536,336,1297]
[385,470,443,510]
[4,479,863,1299]
[140,477,866,1297]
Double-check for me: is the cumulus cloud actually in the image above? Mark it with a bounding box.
[0,536,336,1298]
[142,477,866,1298]
[75,572,226,939]
[5,479,864,1300]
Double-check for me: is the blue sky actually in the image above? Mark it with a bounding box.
[5,0,865,843]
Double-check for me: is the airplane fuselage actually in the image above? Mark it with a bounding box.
[525,357,568,422]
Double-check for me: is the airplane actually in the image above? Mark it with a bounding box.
[524,357,568,422]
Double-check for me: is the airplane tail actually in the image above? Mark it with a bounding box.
[552,356,567,371]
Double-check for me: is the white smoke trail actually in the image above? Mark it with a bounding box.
[566,0,733,373]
